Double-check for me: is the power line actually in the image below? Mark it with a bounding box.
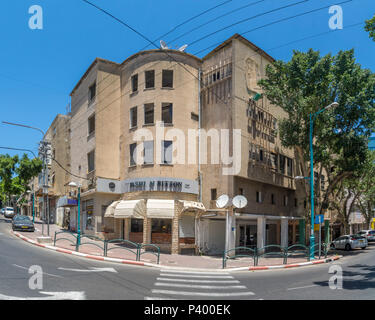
[188,0,309,46]
[168,0,266,47]
[140,0,234,51]
[52,157,90,180]
[195,0,354,55]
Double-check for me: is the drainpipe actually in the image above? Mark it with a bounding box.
[198,68,202,203]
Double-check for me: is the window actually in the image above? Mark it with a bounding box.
[259,149,264,162]
[129,143,137,166]
[211,189,217,201]
[271,194,275,205]
[161,140,173,164]
[145,70,155,89]
[294,198,298,207]
[321,175,325,191]
[162,103,173,124]
[88,114,95,135]
[144,103,154,125]
[191,112,199,121]
[279,155,286,174]
[256,191,262,203]
[87,150,95,172]
[88,82,96,103]
[131,219,143,232]
[130,107,137,128]
[239,188,244,195]
[131,74,138,92]
[287,158,293,176]
[143,140,154,165]
[152,219,171,234]
[284,195,288,206]
[162,70,173,88]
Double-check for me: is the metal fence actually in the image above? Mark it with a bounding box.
[223,243,331,269]
[53,231,160,264]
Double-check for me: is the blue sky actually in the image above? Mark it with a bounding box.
[0,0,374,157]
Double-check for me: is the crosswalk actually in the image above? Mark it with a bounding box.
[145,269,257,300]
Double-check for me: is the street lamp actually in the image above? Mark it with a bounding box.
[69,181,81,245]
[309,102,338,260]
[26,189,35,223]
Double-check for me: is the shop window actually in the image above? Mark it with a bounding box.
[130,106,137,128]
[152,219,172,234]
[131,74,138,92]
[131,219,143,232]
[162,70,173,88]
[162,103,173,124]
[145,70,155,89]
[144,103,154,125]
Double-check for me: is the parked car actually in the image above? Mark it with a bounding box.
[0,208,5,215]
[12,215,35,232]
[331,234,367,250]
[4,207,15,219]
[357,230,375,242]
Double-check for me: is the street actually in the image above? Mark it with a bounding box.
[1,217,375,300]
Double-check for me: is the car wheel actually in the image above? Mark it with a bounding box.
[330,244,335,249]
[345,244,351,251]
[362,247,366,250]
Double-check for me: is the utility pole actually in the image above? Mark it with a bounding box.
[39,140,51,236]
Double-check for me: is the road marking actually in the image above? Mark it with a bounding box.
[0,291,86,300]
[157,277,240,284]
[287,284,319,291]
[58,267,117,273]
[160,269,230,275]
[154,283,247,289]
[151,289,255,297]
[13,264,63,278]
[144,296,179,300]
[159,273,234,279]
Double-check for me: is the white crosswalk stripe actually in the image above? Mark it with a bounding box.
[146,269,256,300]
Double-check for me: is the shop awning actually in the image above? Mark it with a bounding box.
[147,199,175,219]
[114,199,146,219]
[104,201,120,218]
[178,200,205,213]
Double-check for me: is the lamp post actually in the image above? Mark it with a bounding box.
[69,182,81,246]
[26,189,35,223]
[307,102,338,260]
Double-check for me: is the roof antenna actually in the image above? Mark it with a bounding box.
[160,40,169,50]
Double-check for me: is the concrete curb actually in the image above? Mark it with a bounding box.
[12,231,342,272]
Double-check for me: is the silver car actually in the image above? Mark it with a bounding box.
[331,234,367,250]
[357,230,375,242]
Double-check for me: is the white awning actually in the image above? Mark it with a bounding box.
[178,200,205,213]
[147,199,175,219]
[114,199,146,219]
[104,201,120,218]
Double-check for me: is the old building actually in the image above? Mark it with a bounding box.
[67,34,309,255]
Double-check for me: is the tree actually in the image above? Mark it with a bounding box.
[258,49,375,221]
[0,153,42,207]
[365,14,375,41]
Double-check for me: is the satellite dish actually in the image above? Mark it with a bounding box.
[216,194,231,209]
[232,195,247,209]
[160,40,169,50]
[178,44,188,52]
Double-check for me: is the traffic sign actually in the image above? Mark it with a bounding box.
[314,214,324,225]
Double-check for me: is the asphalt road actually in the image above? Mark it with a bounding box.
[1,217,374,300]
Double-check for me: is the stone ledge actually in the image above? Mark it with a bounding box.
[36,236,53,244]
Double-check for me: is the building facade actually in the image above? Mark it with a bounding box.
[65,34,310,255]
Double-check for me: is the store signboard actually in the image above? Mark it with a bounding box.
[97,177,199,195]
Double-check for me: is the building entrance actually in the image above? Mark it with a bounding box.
[239,224,257,249]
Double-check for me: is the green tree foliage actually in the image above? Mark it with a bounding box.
[258,49,375,218]
[0,153,42,206]
[365,14,375,41]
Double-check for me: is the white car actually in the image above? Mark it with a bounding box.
[4,207,15,219]
[331,234,367,250]
[357,230,375,242]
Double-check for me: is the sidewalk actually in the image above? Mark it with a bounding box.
[14,219,340,271]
